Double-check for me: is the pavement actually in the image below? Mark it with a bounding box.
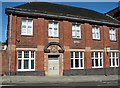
[1,75,119,84]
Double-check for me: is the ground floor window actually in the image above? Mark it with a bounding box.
[17,51,35,71]
[109,52,119,67]
[71,51,84,69]
[92,52,103,68]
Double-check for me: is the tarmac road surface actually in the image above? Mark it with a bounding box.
[2,80,119,87]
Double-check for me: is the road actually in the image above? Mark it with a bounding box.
[1,80,119,88]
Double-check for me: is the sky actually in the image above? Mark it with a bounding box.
[1,1,119,42]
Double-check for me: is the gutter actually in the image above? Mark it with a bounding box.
[6,8,120,27]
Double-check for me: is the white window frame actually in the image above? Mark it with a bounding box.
[109,52,119,67]
[71,51,84,69]
[21,19,33,35]
[48,21,59,37]
[17,51,35,71]
[92,52,103,68]
[72,24,81,39]
[109,28,116,41]
[92,26,100,40]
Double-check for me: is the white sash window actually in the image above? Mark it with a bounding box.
[92,26,100,40]
[48,21,59,37]
[17,51,35,71]
[21,19,33,35]
[72,24,81,38]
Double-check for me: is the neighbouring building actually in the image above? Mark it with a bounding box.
[0,44,8,76]
[5,2,120,76]
[105,7,120,21]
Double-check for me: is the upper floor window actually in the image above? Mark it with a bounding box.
[72,24,81,39]
[109,28,116,41]
[92,26,100,40]
[21,19,33,36]
[48,21,59,37]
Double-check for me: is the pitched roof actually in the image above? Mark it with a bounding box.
[105,7,120,14]
[6,2,120,26]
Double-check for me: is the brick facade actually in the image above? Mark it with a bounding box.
[6,16,120,75]
[5,2,120,76]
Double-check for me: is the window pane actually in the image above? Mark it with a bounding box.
[28,25,32,28]
[92,52,94,57]
[49,28,53,36]
[54,28,58,36]
[22,20,26,23]
[22,25,26,28]
[116,59,118,66]
[100,53,102,57]
[54,22,58,28]
[95,59,98,66]
[71,59,73,68]
[75,52,79,58]
[116,53,119,57]
[75,59,79,67]
[110,59,111,66]
[100,59,102,66]
[49,22,53,27]
[31,60,34,69]
[24,51,29,58]
[113,59,115,66]
[80,59,83,67]
[24,60,29,69]
[18,60,22,69]
[72,30,76,37]
[112,53,115,57]
[76,31,80,37]
[80,52,83,58]
[71,52,73,58]
[27,29,32,34]
[95,52,98,58]
[18,51,22,58]
[28,20,32,23]
[21,28,26,34]
[92,59,94,66]
[31,51,34,58]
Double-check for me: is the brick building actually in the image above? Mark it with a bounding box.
[5,2,120,76]
[105,7,120,21]
[0,44,8,76]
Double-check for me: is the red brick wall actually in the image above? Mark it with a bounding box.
[84,23,92,69]
[36,51,44,71]
[102,26,110,68]
[62,20,71,69]
[63,51,70,70]
[7,15,120,73]
[62,20,71,46]
[16,17,38,48]
[70,23,85,49]
[91,26,104,49]
[109,28,119,50]
[1,50,9,75]
[7,15,17,72]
